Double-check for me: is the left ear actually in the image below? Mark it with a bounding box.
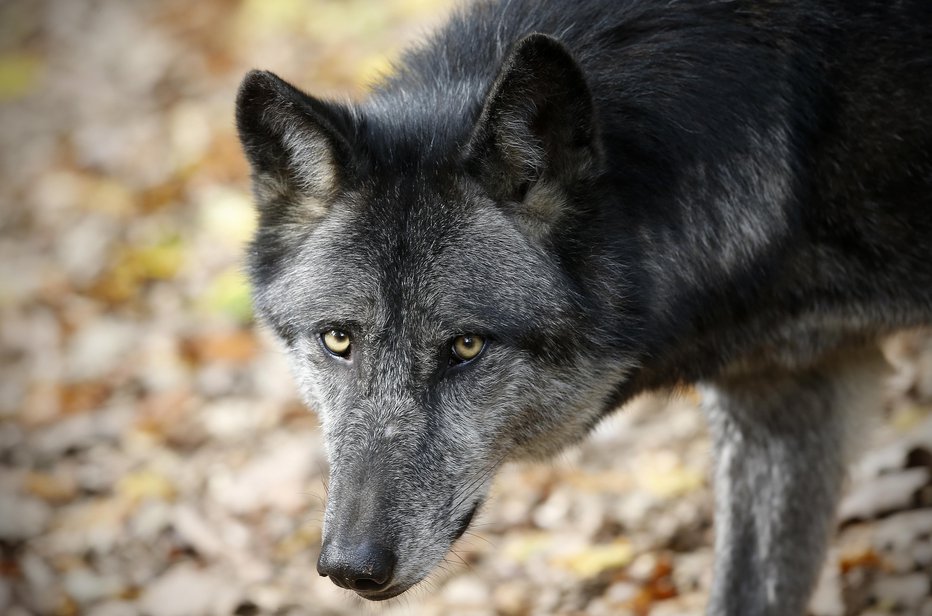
[464,33,602,215]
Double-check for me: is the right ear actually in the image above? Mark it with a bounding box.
[462,34,601,238]
[236,70,355,225]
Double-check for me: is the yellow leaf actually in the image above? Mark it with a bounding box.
[356,53,396,88]
[502,532,554,563]
[237,0,308,33]
[197,187,256,246]
[128,235,185,281]
[634,451,705,498]
[891,404,930,432]
[639,465,704,498]
[118,470,175,503]
[552,540,635,578]
[0,53,42,101]
[198,268,253,324]
[91,235,186,303]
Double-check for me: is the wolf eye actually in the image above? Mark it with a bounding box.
[451,334,485,363]
[321,329,351,357]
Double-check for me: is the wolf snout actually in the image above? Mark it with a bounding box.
[317,540,397,595]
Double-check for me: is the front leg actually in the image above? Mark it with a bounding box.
[701,349,884,616]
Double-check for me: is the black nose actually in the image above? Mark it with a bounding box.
[317,541,397,592]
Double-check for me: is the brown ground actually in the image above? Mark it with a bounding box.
[1,1,930,614]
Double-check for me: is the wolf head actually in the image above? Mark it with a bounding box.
[236,34,634,600]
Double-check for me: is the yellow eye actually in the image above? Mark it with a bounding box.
[322,329,351,357]
[452,334,485,362]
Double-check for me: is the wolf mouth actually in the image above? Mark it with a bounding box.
[355,585,408,601]
[453,501,480,541]
[349,502,479,602]
[341,502,481,601]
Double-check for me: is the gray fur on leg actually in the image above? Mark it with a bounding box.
[701,349,884,616]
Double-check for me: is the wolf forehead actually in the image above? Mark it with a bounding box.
[250,180,577,344]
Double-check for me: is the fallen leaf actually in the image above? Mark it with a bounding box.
[891,404,931,432]
[839,548,883,574]
[118,470,176,503]
[23,472,77,504]
[126,236,186,280]
[181,329,258,364]
[839,468,930,522]
[134,390,197,442]
[635,452,705,498]
[90,235,186,304]
[502,531,555,563]
[59,381,112,415]
[197,187,256,246]
[197,268,253,324]
[0,52,42,101]
[551,540,635,578]
[138,180,187,214]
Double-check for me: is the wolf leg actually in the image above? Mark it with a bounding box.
[701,349,884,616]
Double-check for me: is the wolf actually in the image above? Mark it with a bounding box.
[235,0,932,613]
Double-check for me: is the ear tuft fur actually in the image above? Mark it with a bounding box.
[464,33,602,230]
[236,70,355,223]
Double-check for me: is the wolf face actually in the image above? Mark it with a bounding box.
[237,35,635,599]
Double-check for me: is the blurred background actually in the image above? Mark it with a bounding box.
[1,1,931,615]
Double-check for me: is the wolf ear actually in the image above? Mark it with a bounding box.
[464,34,601,230]
[236,70,355,224]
